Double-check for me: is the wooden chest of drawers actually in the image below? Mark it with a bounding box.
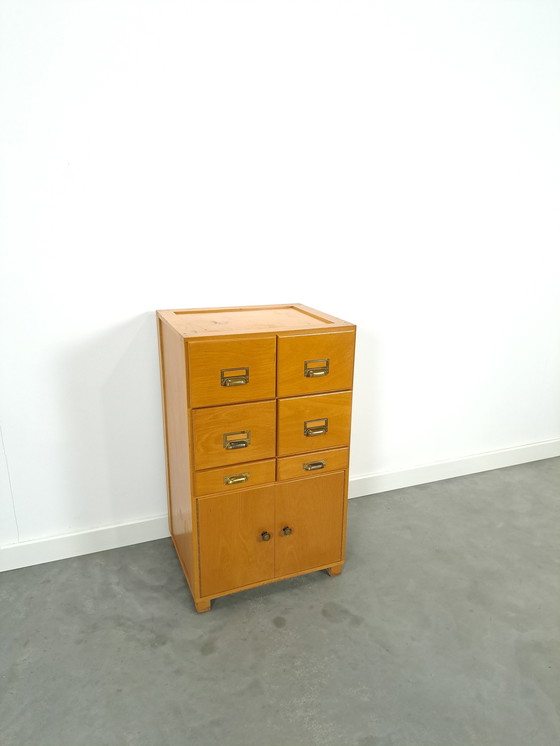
[156,304,356,612]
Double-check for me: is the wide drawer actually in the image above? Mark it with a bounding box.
[192,400,276,470]
[277,330,355,398]
[277,391,352,457]
[277,447,349,481]
[188,336,276,408]
[194,459,276,497]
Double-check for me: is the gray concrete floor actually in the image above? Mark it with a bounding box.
[1,458,559,746]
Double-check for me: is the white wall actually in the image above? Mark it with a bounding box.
[1,0,559,567]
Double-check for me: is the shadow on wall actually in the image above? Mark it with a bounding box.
[350,325,381,479]
[55,313,167,532]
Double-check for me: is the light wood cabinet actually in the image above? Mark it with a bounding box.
[157,304,356,612]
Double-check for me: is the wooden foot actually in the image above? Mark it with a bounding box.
[194,598,212,613]
[327,565,343,576]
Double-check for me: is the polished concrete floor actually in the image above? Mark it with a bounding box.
[1,457,559,746]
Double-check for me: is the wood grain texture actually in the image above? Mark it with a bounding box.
[277,447,349,481]
[158,320,198,595]
[156,304,354,339]
[194,598,212,612]
[327,565,343,576]
[192,400,276,470]
[196,558,345,604]
[277,391,352,457]
[277,330,356,398]
[188,336,276,408]
[157,304,355,611]
[197,485,275,596]
[274,471,345,577]
[194,459,276,497]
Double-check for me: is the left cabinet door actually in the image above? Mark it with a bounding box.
[197,485,275,597]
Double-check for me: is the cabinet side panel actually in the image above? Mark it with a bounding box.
[158,320,196,590]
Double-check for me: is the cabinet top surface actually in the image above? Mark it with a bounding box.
[157,304,355,338]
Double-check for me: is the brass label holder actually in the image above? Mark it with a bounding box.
[221,367,249,387]
[304,359,329,377]
[223,430,251,450]
[304,418,328,437]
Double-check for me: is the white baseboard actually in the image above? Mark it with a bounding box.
[0,515,170,573]
[2,438,559,573]
[348,438,560,498]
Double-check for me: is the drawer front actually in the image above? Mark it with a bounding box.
[277,447,349,481]
[194,459,276,497]
[277,331,355,398]
[188,337,276,408]
[277,391,352,457]
[275,471,345,577]
[198,485,275,596]
[192,400,276,470]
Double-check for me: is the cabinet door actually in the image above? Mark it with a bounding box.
[275,471,345,577]
[198,486,275,597]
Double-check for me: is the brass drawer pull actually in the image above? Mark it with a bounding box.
[304,418,328,437]
[303,460,325,471]
[221,367,249,387]
[304,358,329,377]
[223,430,251,450]
[261,531,271,542]
[281,526,293,536]
[224,472,249,485]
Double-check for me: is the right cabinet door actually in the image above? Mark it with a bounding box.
[274,471,345,577]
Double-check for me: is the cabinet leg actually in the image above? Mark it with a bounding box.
[327,565,343,576]
[195,598,212,613]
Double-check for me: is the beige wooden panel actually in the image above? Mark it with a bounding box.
[157,304,354,338]
[158,321,197,594]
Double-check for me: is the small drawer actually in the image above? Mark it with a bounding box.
[277,447,349,481]
[192,400,276,470]
[277,330,355,398]
[188,336,276,408]
[277,391,352,457]
[194,459,276,497]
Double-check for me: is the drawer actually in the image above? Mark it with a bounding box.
[277,391,352,457]
[188,336,276,408]
[277,331,355,398]
[277,447,349,481]
[192,400,276,470]
[194,459,276,497]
